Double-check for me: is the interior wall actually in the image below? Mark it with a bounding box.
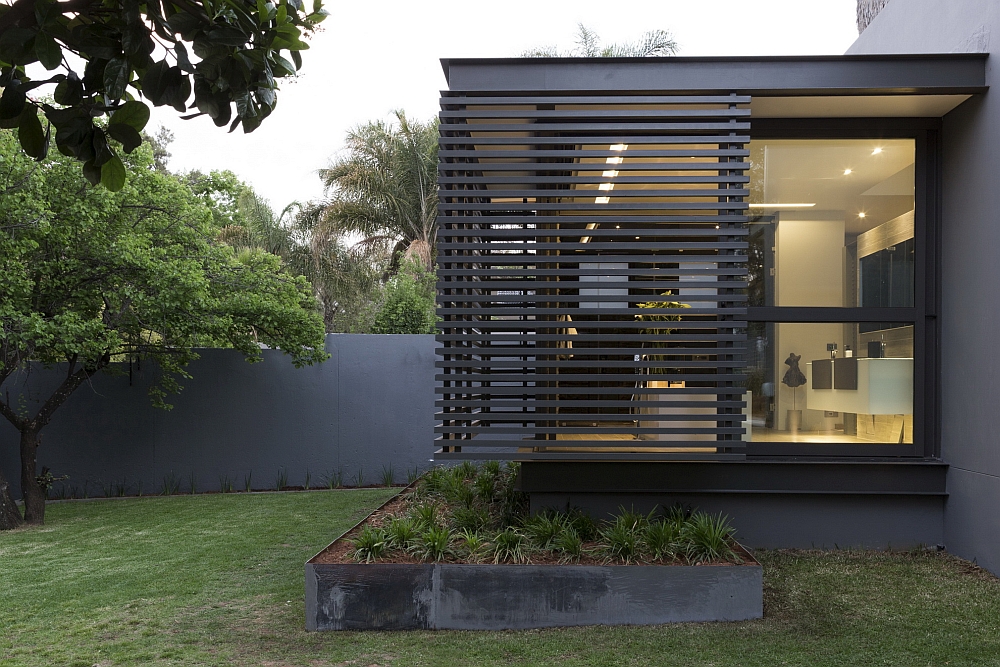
[774,216,845,430]
[848,0,1000,574]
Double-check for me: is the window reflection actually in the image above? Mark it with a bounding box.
[747,139,916,308]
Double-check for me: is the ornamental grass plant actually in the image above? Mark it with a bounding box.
[347,462,744,565]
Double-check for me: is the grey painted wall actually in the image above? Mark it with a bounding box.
[530,492,944,550]
[849,0,1000,573]
[0,335,436,499]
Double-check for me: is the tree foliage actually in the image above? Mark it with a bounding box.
[318,110,438,271]
[370,259,437,335]
[0,0,327,190]
[521,23,678,58]
[0,126,327,526]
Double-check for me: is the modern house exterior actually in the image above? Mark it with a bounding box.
[434,0,1000,573]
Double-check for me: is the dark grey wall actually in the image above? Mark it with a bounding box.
[0,335,436,499]
[530,493,944,550]
[849,0,1000,574]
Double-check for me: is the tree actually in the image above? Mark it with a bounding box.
[0,127,327,527]
[318,110,439,272]
[0,0,327,190]
[370,259,437,335]
[521,23,678,58]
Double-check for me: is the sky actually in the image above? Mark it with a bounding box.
[148,0,860,209]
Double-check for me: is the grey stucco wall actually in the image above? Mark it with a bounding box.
[848,0,1000,573]
[0,334,436,499]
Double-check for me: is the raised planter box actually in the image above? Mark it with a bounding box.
[305,553,762,630]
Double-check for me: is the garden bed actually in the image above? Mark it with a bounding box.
[305,463,763,630]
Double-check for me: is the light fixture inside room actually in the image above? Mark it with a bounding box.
[610,143,628,151]
[595,196,611,204]
[843,168,853,175]
[602,170,619,178]
[858,212,867,218]
[872,147,883,155]
[599,183,614,191]
[580,222,598,244]
[606,156,623,165]
[748,203,816,209]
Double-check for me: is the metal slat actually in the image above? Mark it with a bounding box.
[436,91,749,462]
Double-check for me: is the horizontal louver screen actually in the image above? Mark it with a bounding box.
[436,93,750,461]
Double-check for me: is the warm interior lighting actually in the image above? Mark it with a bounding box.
[615,225,620,229]
[748,203,816,209]
[580,222,598,244]
[843,168,853,175]
[599,183,614,191]
[858,212,867,218]
[606,156,623,164]
[602,170,619,178]
[610,143,628,151]
[872,147,883,155]
[595,196,611,204]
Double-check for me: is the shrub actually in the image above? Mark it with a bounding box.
[600,516,644,563]
[452,505,490,533]
[409,503,438,529]
[350,526,389,563]
[385,517,420,551]
[370,261,437,334]
[682,512,739,564]
[491,528,529,564]
[410,525,454,562]
[564,507,598,541]
[551,527,583,562]
[522,512,565,549]
[457,529,489,562]
[644,520,681,561]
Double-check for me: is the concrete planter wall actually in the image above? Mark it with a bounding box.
[305,558,762,631]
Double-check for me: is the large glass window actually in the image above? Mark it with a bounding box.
[748,139,915,308]
[745,138,919,448]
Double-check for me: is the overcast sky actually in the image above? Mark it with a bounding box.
[149,0,860,208]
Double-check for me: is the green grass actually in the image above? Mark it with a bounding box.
[1,491,999,667]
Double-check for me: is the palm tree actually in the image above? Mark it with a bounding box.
[522,23,678,58]
[318,110,439,271]
[295,202,387,333]
[220,195,388,333]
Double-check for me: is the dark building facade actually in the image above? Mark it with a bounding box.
[433,52,991,562]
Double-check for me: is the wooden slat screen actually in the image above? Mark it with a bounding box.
[435,92,750,461]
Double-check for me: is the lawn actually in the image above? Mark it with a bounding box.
[1,491,999,667]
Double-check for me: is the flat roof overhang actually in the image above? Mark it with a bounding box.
[441,54,987,118]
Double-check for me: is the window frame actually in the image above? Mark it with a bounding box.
[744,118,941,459]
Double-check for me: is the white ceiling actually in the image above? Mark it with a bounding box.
[750,94,971,118]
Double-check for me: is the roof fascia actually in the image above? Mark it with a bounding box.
[440,54,988,96]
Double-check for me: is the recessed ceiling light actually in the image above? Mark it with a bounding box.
[606,156,623,165]
[615,225,620,229]
[599,183,614,191]
[602,170,619,178]
[595,196,610,204]
[872,147,883,155]
[843,169,853,176]
[858,212,866,218]
[635,236,640,240]
[610,143,628,151]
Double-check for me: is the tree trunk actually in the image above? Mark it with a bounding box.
[20,427,45,525]
[0,469,23,530]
